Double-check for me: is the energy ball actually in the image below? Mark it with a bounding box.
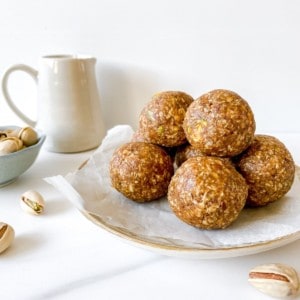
[168,156,248,229]
[235,135,295,207]
[109,142,174,202]
[139,91,194,147]
[183,89,256,157]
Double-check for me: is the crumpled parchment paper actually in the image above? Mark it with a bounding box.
[45,125,300,248]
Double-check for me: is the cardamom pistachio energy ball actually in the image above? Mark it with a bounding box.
[139,91,194,147]
[235,135,295,207]
[168,156,248,229]
[109,142,174,202]
[183,89,256,157]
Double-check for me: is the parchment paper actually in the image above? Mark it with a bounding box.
[45,125,300,248]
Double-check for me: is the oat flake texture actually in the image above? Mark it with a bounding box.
[168,156,248,229]
[139,91,194,147]
[235,134,295,206]
[183,89,256,157]
[109,142,174,202]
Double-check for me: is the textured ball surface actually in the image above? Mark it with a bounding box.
[183,89,255,157]
[235,135,295,206]
[139,91,194,147]
[168,156,248,229]
[110,142,174,202]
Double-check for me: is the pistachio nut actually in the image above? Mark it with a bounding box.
[9,137,23,149]
[0,222,15,254]
[249,263,300,298]
[20,190,45,215]
[18,127,38,147]
[0,132,7,139]
[0,137,23,155]
[4,128,20,138]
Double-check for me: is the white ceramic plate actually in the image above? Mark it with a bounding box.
[75,163,300,259]
[81,210,300,260]
[72,150,300,260]
[48,126,300,260]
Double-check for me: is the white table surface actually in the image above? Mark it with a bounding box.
[1,133,300,300]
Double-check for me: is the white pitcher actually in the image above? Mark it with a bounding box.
[2,54,105,153]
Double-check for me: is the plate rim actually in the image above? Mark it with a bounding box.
[81,210,300,259]
[77,160,300,259]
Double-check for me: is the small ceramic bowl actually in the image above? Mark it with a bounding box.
[0,126,46,187]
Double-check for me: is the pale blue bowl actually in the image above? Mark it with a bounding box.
[0,126,46,187]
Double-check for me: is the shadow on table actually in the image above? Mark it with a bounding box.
[3,232,46,258]
[44,197,73,216]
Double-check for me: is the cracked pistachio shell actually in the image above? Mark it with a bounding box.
[20,190,45,215]
[0,222,15,254]
[0,137,23,155]
[4,128,20,138]
[18,127,38,147]
[249,263,300,298]
[0,132,8,139]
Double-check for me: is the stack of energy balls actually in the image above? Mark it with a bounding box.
[109,89,295,229]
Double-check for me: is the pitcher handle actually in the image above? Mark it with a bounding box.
[2,64,38,127]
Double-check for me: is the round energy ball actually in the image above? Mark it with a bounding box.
[109,142,174,202]
[139,91,194,147]
[168,156,248,229]
[183,89,256,157]
[235,135,295,207]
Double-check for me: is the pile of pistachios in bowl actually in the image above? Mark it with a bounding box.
[0,126,45,254]
[0,126,38,155]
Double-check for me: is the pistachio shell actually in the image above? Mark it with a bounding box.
[20,190,45,215]
[249,263,299,298]
[0,132,8,139]
[0,222,15,254]
[4,128,20,138]
[9,137,23,149]
[0,137,22,155]
[18,127,38,146]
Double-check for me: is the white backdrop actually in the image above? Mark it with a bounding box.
[1,0,299,133]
